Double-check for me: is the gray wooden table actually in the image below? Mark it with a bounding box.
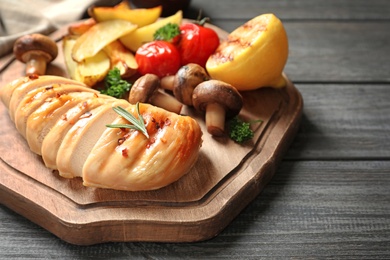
[1,0,389,258]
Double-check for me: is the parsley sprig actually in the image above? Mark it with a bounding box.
[153,23,180,41]
[228,116,263,144]
[100,68,131,99]
[106,103,149,139]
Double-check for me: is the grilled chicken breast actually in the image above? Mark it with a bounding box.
[0,75,202,191]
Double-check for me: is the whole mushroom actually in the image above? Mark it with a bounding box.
[13,33,58,76]
[192,80,243,137]
[129,74,183,114]
[160,63,209,106]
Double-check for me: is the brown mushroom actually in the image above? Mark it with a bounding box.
[13,34,58,76]
[129,74,183,114]
[192,80,243,136]
[160,63,209,106]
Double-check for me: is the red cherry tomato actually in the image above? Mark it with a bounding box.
[179,23,220,67]
[135,41,181,78]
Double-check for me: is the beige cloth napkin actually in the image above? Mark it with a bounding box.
[0,0,118,57]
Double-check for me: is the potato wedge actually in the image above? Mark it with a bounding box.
[68,18,96,36]
[103,40,138,78]
[89,3,162,27]
[72,19,137,62]
[63,35,79,80]
[63,35,110,87]
[120,10,182,52]
[78,51,110,87]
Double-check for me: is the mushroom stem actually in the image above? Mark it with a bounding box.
[13,34,58,76]
[205,102,226,136]
[129,74,183,114]
[25,54,47,76]
[160,75,174,91]
[192,80,243,137]
[150,91,183,114]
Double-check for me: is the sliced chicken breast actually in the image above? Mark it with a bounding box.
[26,91,111,155]
[56,99,130,179]
[41,97,112,170]
[14,84,98,139]
[7,76,88,120]
[1,75,204,191]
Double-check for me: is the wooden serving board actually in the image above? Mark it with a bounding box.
[0,22,303,245]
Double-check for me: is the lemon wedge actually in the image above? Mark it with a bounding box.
[206,13,289,91]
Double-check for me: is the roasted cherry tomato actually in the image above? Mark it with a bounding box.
[179,22,220,67]
[135,41,181,78]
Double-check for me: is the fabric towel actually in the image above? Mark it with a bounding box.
[0,0,120,57]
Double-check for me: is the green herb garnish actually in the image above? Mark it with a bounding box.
[106,103,149,139]
[153,23,180,41]
[100,67,131,99]
[228,116,263,144]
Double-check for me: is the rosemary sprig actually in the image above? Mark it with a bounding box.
[106,103,149,139]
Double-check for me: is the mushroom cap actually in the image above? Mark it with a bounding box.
[173,63,209,106]
[13,33,58,63]
[192,80,243,118]
[129,74,160,104]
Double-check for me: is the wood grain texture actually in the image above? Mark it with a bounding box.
[187,0,390,20]
[286,83,390,159]
[1,160,389,258]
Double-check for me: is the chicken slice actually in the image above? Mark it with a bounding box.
[41,97,113,170]
[0,77,31,108]
[26,91,112,155]
[56,99,130,178]
[7,75,87,120]
[82,103,203,191]
[13,84,98,139]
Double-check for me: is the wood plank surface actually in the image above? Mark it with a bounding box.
[188,0,390,20]
[1,160,389,258]
[1,0,390,258]
[286,83,390,159]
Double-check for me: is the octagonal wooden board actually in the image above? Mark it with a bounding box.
[0,22,303,245]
